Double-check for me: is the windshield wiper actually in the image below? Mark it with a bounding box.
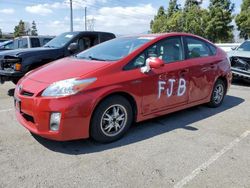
[88,56,107,61]
[44,45,56,48]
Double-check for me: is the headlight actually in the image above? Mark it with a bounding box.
[41,77,97,97]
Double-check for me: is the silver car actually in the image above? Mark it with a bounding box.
[228,40,250,80]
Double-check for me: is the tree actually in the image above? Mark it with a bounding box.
[206,0,235,42]
[182,4,209,38]
[14,20,26,37]
[184,0,202,10]
[167,0,180,17]
[13,20,38,37]
[150,0,235,43]
[0,28,2,38]
[235,0,250,39]
[31,21,38,36]
[150,6,168,33]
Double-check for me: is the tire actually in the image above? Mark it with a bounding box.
[90,96,133,143]
[207,79,226,108]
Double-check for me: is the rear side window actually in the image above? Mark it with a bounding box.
[208,44,217,55]
[31,38,40,47]
[185,37,211,59]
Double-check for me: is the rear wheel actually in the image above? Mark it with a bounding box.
[208,79,226,108]
[90,96,133,143]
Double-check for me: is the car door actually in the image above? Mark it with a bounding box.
[183,36,217,103]
[134,37,190,115]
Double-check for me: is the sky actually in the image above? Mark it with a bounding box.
[0,0,243,36]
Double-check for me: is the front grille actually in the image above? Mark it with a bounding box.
[21,90,34,97]
[0,56,21,71]
[236,56,250,64]
[231,56,250,71]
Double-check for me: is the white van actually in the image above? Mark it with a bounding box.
[0,36,54,51]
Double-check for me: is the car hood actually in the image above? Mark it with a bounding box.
[0,47,60,58]
[26,57,112,84]
[227,50,250,58]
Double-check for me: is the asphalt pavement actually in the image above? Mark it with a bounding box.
[0,81,249,188]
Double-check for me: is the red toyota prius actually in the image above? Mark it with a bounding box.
[15,33,232,143]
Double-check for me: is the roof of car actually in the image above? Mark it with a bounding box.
[71,31,116,35]
[122,32,203,38]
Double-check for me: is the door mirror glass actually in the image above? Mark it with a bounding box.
[68,43,79,53]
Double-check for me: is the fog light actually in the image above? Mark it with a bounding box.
[50,112,61,131]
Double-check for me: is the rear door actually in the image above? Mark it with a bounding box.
[183,36,217,103]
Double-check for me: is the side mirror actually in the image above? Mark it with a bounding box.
[231,46,237,50]
[68,43,79,53]
[148,57,164,69]
[141,57,164,73]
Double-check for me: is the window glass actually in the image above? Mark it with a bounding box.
[208,44,217,55]
[5,41,14,49]
[78,37,91,51]
[42,38,53,46]
[13,40,18,49]
[100,34,115,42]
[0,41,14,49]
[44,32,78,48]
[18,38,28,48]
[31,38,40,47]
[237,41,250,51]
[125,37,183,70]
[76,37,153,61]
[186,37,211,58]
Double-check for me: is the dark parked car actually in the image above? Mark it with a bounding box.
[0,31,116,84]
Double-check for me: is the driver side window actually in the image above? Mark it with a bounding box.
[125,37,183,70]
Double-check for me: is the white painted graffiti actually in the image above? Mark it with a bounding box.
[158,78,186,99]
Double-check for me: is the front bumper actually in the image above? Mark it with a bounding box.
[14,82,95,141]
[231,67,250,80]
[0,70,24,83]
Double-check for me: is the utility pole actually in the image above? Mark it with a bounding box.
[70,0,73,32]
[85,7,87,31]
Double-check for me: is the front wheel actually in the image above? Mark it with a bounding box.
[207,79,226,108]
[90,96,133,143]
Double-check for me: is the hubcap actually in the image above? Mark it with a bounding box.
[100,104,127,137]
[213,84,224,104]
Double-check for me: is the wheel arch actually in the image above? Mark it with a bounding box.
[216,75,228,91]
[90,91,138,125]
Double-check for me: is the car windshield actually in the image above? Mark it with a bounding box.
[76,37,154,61]
[44,32,78,48]
[237,41,250,51]
[0,41,13,49]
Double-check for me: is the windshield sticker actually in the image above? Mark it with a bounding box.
[138,37,156,40]
[65,34,74,38]
[158,78,186,99]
